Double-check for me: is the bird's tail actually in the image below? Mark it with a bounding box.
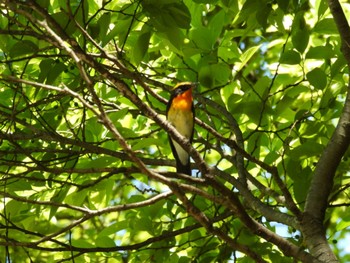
[176,161,191,175]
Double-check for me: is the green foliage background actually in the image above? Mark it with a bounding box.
[0,0,350,262]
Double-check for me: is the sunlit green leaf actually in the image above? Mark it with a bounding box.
[95,236,116,248]
[236,44,262,71]
[313,18,338,34]
[1,1,349,262]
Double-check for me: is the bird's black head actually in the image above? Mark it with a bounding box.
[172,82,197,96]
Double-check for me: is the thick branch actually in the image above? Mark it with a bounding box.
[305,0,350,228]
[303,0,350,262]
[328,0,350,65]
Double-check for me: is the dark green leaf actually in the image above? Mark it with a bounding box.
[280,50,301,64]
[292,30,309,53]
[46,61,67,84]
[276,0,290,13]
[292,167,312,205]
[317,0,328,18]
[256,2,272,29]
[144,1,191,30]
[306,67,327,90]
[306,46,334,60]
[168,2,191,29]
[198,65,214,88]
[133,26,152,65]
[289,141,324,160]
[98,13,111,45]
[330,56,347,77]
[9,40,38,58]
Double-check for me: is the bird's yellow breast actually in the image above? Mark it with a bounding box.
[167,106,193,138]
[167,106,193,165]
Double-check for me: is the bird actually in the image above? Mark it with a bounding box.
[166,82,196,175]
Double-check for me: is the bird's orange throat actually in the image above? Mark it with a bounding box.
[172,89,193,111]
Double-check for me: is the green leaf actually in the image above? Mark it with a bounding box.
[99,222,127,237]
[306,68,327,90]
[38,59,55,83]
[109,108,129,123]
[132,137,160,151]
[95,236,116,248]
[289,141,324,160]
[104,18,133,45]
[315,0,328,18]
[144,1,191,30]
[163,27,186,51]
[49,187,70,219]
[71,239,94,248]
[168,2,191,29]
[133,26,152,65]
[208,9,226,38]
[292,30,309,53]
[336,215,350,231]
[236,44,262,71]
[7,178,32,191]
[29,172,46,187]
[52,12,77,35]
[336,220,350,231]
[191,27,215,50]
[198,65,214,88]
[46,61,67,84]
[254,76,271,99]
[211,63,231,85]
[292,167,312,205]
[313,18,338,34]
[330,56,347,77]
[5,200,31,222]
[65,189,87,206]
[238,228,258,245]
[276,0,289,13]
[256,1,271,29]
[280,50,301,64]
[220,82,235,105]
[9,40,38,58]
[306,46,334,60]
[98,13,111,45]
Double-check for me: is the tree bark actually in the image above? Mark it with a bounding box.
[303,0,350,262]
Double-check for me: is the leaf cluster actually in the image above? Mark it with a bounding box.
[0,0,350,262]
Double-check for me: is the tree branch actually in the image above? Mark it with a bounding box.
[303,0,350,262]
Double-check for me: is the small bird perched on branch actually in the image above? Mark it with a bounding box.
[166,82,196,175]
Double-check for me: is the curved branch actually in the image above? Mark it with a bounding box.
[304,0,350,230]
[303,0,350,262]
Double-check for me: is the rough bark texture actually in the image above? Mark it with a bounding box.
[303,0,350,262]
